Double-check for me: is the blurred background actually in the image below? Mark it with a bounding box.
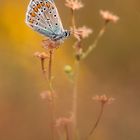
[0,0,140,140]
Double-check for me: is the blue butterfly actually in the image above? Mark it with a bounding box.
[25,0,70,41]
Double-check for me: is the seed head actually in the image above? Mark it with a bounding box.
[100,10,119,23]
[65,0,84,10]
[93,94,115,105]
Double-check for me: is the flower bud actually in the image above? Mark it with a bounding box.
[64,65,73,74]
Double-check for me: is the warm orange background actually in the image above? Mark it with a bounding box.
[0,0,140,140]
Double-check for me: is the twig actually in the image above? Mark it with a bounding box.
[40,58,47,78]
[65,124,70,140]
[72,60,80,128]
[48,50,55,140]
[86,103,105,140]
[48,50,53,83]
[71,9,76,30]
[71,8,81,140]
[82,24,107,59]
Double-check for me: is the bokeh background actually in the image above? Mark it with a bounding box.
[0,0,140,140]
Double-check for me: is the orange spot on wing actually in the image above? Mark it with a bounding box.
[33,7,38,12]
[30,12,36,17]
[41,2,45,6]
[45,2,50,8]
[37,4,41,8]
[29,19,34,24]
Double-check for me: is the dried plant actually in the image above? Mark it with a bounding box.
[33,0,119,140]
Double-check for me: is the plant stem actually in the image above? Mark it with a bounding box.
[65,124,70,140]
[71,9,76,31]
[86,103,105,140]
[48,50,55,140]
[71,8,81,139]
[48,50,53,84]
[72,60,80,128]
[41,58,47,78]
[82,24,107,59]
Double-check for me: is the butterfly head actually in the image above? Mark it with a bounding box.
[59,30,71,42]
[63,30,71,38]
[52,30,71,42]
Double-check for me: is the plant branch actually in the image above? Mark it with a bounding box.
[48,50,55,140]
[86,103,105,140]
[40,58,47,78]
[72,60,80,128]
[71,9,76,30]
[82,24,107,59]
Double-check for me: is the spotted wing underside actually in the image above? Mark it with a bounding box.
[25,0,64,37]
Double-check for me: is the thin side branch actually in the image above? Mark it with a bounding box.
[86,103,105,140]
[82,24,107,59]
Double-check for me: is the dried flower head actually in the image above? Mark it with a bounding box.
[34,52,49,60]
[65,0,84,10]
[55,116,73,139]
[56,117,72,127]
[93,94,115,105]
[42,38,60,50]
[100,10,119,23]
[73,26,93,40]
[40,91,53,101]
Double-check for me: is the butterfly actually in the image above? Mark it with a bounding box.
[25,0,70,41]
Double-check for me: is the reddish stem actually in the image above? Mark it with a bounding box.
[86,103,105,140]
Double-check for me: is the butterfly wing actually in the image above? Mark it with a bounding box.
[44,0,64,34]
[48,0,54,3]
[25,0,64,38]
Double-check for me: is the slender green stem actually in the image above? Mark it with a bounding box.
[86,103,105,140]
[82,24,107,59]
